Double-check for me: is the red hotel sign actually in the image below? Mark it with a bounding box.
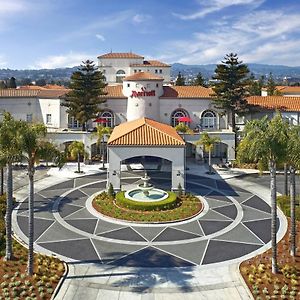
[130,87,155,98]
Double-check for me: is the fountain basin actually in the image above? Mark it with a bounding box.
[125,188,168,202]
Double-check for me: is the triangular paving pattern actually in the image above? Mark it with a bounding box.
[94,219,126,235]
[62,190,87,202]
[79,187,102,196]
[74,177,105,187]
[109,246,194,267]
[205,198,231,209]
[171,221,204,236]
[242,196,271,213]
[132,226,166,241]
[68,196,88,207]
[232,191,253,203]
[99,227,146,242]
[38,238,99,261]
[242,206,271,222]
[19,204,55,220]
[186,183,211,196]
[205,191,232,203]
[153,227,199,242]
[91,239,145,264]
[47,180,74,191]
[17,215,54,241]
[199,220,232,236]
[36,221,86,243]
[66,218,98,234]
[202,240,261,264]
[215,180,235,191]
[213,204,237,220]
[38,188,70,199]
[64,207,94,220]
[200,209,232,221]
[156,240,208,265]
[214,224,264,245]
[58,204,83,218]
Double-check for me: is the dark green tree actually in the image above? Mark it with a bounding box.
[267,72,276,95]
[36,78,47,86]
[247,73,262,96]
[7,77,16,88]
[212,53,250,151]
[0,81,7,89]
[175,72,185,86]
[63,59,107,131]
[191,72,207,87]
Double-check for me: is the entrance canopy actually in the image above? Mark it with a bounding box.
[107,117,186,191]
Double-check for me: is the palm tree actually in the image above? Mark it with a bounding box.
[20,122,65,275]
[237,113,289,274]
[92,124,112,169]
[196,132,220,174]
[0,113,23,260]
[68,141,86,173]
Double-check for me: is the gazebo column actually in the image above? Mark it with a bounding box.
[171,148,185,191]
[107,149,121,191]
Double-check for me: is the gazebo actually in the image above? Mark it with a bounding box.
[107,117,186,191]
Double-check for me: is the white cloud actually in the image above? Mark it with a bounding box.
[174,0,264,20]
[0,55,8,67]
[0,0,27,15]
[32,52,97,69]
[95,34,105,41]
[132,14,152,24]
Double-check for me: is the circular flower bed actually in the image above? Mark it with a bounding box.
[92,191,202,222]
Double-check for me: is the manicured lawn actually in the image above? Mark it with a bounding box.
[93,192,202,222]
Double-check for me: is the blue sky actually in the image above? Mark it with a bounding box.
[1,0,300,69]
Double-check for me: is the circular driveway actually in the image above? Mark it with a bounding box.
[14,172,279,268]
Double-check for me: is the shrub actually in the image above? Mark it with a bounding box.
[115,191,178,211]
[107,183,115,197]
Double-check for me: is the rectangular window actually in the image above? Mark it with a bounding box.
[134,69,137,73]
[146,83,151,88]
[155,69,158,73]
[159,69,162,74]
[46,114,52,124]
[26,114,32,123]
[127,83,130,87]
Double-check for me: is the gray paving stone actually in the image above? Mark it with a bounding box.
[64,207,95,220]
[63,189,87,202]
[38,238,100,261]
[79,186,102,196]
[232,191,253,203]
[94,219,127,235]
[200,209,232,221]
[38,188,70,199]
[47,180,74,191]
[36,221,86,243]
[205,198,231,209]
[99,227,147,242]
[17,215,54,241]
[153,227,200,242]
[242,205,271,222]
[74,176,104,187]
[199,220,232,235]
[216,180,236,191]
[91,238,145,264]
[213,223,264,245]
[171,221,204,236]
[66,218,98,234]
[202,240,261,264]
[58,204,83,218]
[242,195,271,213]
[205,191,232,203]
[213,204,237,220]
[132,227,166,241]
[20,204,55,220]
[68,196,88,207]
[156,240,208,265]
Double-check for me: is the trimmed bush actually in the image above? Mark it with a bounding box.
[115,191,178,211]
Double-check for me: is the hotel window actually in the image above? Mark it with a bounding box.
[146,83,151,88]
[127,83,130,87]
[116,69,126,83]
[46,114,52,124]
[201,110,216,129]
[156,83,159,88]
[159,69,162,74]
[134,69,137,73]
[171,109,189,127]
[68,116,81,128]
[26,114,33,123]
[155,69,158,73]
[100,111,114,128]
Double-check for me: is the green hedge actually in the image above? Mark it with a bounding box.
[115,191,179,211]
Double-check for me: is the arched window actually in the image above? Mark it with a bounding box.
[116,70,126,83]
[201,110,217,129]
[100,111,114,128]
[171,109,189,127]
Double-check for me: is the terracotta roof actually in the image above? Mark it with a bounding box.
[98,52,144,59]
[108,117,185,146]
[38,89,69,98]
[101,85,126,99]
[44,84,66,90]
[161,86,213,99]
[18,85,46,90]
[276,86,300,93]
[123,72,164,81]
[130,60,170,67]
[0,89,40,97]
[247,96,300,111]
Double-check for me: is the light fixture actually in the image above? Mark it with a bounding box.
[112,170,117,175]
[177,171,181,176]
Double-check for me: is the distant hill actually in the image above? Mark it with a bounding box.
[1,63,300,84]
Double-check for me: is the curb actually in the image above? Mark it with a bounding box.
[237,262,254,300]
[51,262,69,300]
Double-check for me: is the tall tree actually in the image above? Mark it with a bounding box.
[0,81,7,89]
[196,132,220,174]
[266,72,276,96]
[68,141,86,173]
[92,125,112,169]
[212,53,250,152]
[7,77,16,88]
[0,113,23,260]
[175,72,185,86]
[247,73,263,96]
[62,60,107,131]
[237,113,289,274]
[192,72,207,87]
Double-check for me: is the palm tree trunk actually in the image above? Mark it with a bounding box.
[101,136,105,169]
[208,150,212,173]
[290,166,296,256]
[231,111,237,156]
[270,159,278,274]
[283,163,288,196]
[27,165,34,276]
[4,162,13,260]
[0,167,4,196]
[77,153,81,173]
